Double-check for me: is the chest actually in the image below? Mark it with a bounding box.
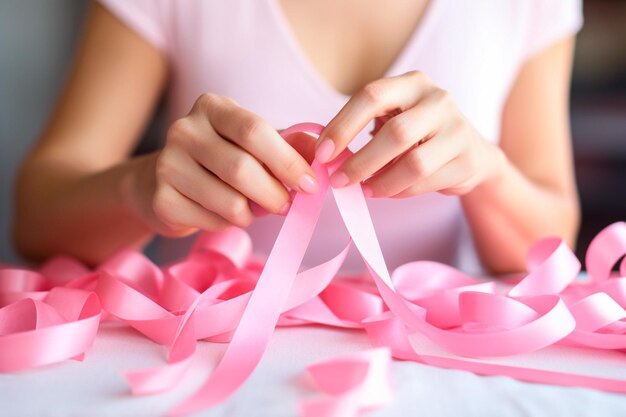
[278,0,429,95]
[170,0,520,146]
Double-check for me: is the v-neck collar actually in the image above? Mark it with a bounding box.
[266,0,442,104]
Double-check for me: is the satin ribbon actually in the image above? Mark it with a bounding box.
[1,123,626,417]
[300,347,393,417]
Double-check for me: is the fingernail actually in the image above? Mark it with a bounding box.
[298,174,319,194]
[279,201,291,216]
[315,139,335,163]
[330,172,350,188]
[362,184,374,198]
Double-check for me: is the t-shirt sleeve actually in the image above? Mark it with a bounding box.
[523,0,583,59]
[98,0,169,54]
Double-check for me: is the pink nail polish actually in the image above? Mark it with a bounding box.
[330,172,350,188]
[362,184,374,198]
[278,201,291,216]
[298,174,319,194]
[315,139,335,163]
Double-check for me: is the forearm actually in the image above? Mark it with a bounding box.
[13,153,158,265]
[461,152,580,275]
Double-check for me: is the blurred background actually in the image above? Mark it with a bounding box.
[1,1,625,265]
[568,1,626,259]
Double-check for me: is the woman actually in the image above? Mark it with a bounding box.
[13,0,582,274]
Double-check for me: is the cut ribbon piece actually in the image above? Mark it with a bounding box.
[1,122,626,417]
[300,348,393,417]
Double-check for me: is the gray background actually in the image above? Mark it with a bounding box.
[1,1,88,263]
[1,1,625,265]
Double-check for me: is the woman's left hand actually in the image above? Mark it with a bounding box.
[316,71,506,198]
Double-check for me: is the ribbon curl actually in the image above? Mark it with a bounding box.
[1,123,626,417]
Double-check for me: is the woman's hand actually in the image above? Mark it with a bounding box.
[145,94,319,237]
[316,71,506,198]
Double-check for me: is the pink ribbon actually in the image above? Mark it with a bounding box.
[1,123,626,416]
[300,347,393,417]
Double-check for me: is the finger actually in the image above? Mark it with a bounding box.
[329,97,442,188]
[317,71,430,163]
[152,183,231,235]
[370,112,395,137]
[361,136,464,198]
[387,160,466,199]
[204,95,319,194]
[164,151,260,227]
[185,138,291,216]
[249,201,270,217]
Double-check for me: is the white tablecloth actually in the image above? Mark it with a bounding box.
[1,322,624,417]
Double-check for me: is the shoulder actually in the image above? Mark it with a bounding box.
[508,0,583,60]
[96,0,252,57]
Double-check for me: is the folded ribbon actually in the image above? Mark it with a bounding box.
[1,123,626,417]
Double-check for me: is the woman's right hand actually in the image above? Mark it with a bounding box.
[140,94,320,237]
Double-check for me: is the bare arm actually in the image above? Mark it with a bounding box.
[13,3,168,264]
[461,38,580,273]
[14,3,317,265]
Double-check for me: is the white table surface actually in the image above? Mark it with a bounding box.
[1,321,624,417]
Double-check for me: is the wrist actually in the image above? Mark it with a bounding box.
[119,152,159,227]
[484,144,508,188]
[464,143,509,201]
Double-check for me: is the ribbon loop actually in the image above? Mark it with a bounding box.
[1,123,625,417]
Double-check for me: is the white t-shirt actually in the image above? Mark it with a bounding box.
[100,0,583,273]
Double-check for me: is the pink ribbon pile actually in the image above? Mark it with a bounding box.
[1,123,626,416]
